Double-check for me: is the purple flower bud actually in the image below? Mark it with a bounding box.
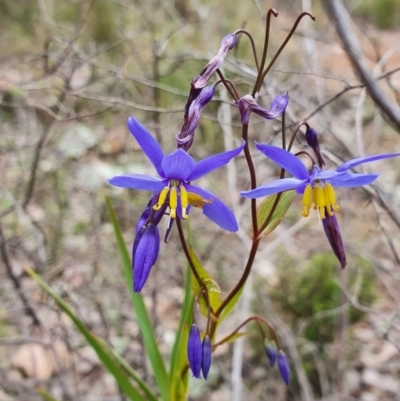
[201,335,212,379]
[277,351,290,386]
[264,342,277,367]
[177,85,215,150]
[192,33,237,89]
[188,324,203,378]
[132,223,160,292]
[305,127,325,168]
[322,211,347,269]
[236,93,288,124]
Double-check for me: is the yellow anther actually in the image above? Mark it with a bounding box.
[180,185,189,219]
[169,186,177,218]
[153,186,170,210]
[314,185,326,219]
[325,183,339,211]
[187,193,213,209]
[302,185,312,217]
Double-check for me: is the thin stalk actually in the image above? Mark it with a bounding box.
[216,69,240,101]
[234,29,260,72]
[252,8,279,96]
[260,12,315,83]
[176,219,203,287]
[288,121,310,151]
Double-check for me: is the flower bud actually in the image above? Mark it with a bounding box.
[305,127,325,168]
[264,341,277,367]
[187,324,202,378]
[201,335,212,379]
[132,223,160,292]
[278,350,290,386]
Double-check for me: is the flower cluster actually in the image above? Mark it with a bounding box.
[187,325,212,379]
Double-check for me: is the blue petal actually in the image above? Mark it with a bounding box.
[336,153,400,172]
[255,144,309,179]
[109,174,166,191]
[201,335,212,380]
[329,173,378,187]
[186,185,238,232]
[188,141,245,181]
[162,149,196,181]
[127,117,165,176]
[187,324,202,378]
[240,178,304,198]
[314,169,342,180]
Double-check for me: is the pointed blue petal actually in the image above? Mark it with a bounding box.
[255,144,309,179]
[133,224,160,292]
[329,173,379,187]
[188,141,245,181]
[278,351,290,386]
[162,149,196,181]
[127,117,165,176]
[109,174,166,191]
[336,153,400,172]
[240,178,303,198]
[314,169,342,180]
[186,185,238,232]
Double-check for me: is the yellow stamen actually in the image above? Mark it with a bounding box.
[187,193,213,209]
[170,186,177,218]
[302,185,312,217]
[314,185,326,219]
[180,185,189,218]
[325,182,339,211]
[153,186,170,210]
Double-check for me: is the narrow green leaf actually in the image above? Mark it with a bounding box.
[256,190,295,238]
[105,194,169,401]
[188,246,222,317]
[169,266,192,400]
[24,267,148,401]
[36,388,62,401]
[218,285,243,325]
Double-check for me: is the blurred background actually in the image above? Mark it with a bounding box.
[0,0,400,400]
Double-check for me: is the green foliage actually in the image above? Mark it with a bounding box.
[355,0,400,29]
[268,252,377,344]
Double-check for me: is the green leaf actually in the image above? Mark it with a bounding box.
[169,266,192,400]
[218,285,243,325]
[24,267,149,401]
[256,190,295,238]
[188,246,222,317]
[36,388,62,401]
[105,193,169,401]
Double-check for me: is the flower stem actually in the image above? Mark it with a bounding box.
[235,29,260,72]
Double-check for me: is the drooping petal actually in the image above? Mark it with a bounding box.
[161,149,196,181]
[186,184,238,232]
[277,351,290,386]
[313,169,343,181]
[201,335,212,380]
[240,178,304,198]
[187,324,202,378]
[336,152,400,172]
[133,224,160,292]
[255,144,310,180]
[109,174,166,191]
[127,117,165,176]
[322,212,346,269]
[188,141,245,181]
[329,173,378,188]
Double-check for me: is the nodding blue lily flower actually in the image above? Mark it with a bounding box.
[188,324,203,378]
[240,144,400,220]
[201,335,212,380]
[277,351,290,386]
[236,92,289,125]
[110,117,244,232]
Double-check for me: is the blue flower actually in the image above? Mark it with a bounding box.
[236,93,289,125]
[241,144,400,220]
[109,117,245,232]
[277,351,290,386]
[188,324,202,378]
[201,335,212,380]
